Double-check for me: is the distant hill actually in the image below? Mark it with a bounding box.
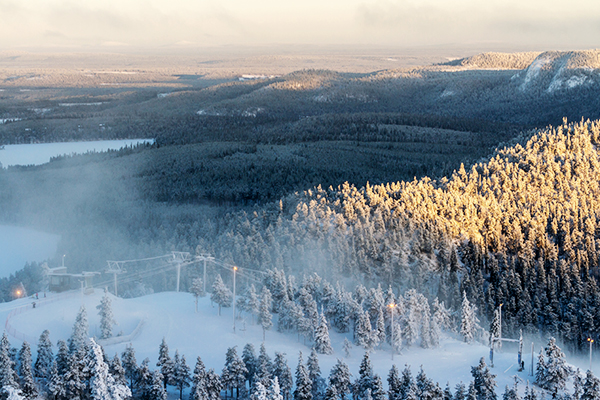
[442,52,541,69]
[513,50,600,92]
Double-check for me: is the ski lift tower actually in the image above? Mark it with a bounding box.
[106,261,125,297]
[170,251,192,292]
[196,254,215,294]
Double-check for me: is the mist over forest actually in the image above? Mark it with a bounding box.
[2,48,600,358]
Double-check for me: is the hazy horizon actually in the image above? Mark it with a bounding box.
[1,0,599,54]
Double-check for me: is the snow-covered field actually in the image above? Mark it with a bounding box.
[0,225,59,277]
[0,139,153,167]
[3,290,594,399]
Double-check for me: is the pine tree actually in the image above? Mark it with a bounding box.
[109,354,127,387]
[0,332,19,391]
[97,290,116,339]
[314,313,333,355]
[343,339,352,359]
[157,337,173,389]
[329,360,351,400]
[454,383,467,400]
[489,309,501,349]
[171,351,191,399]
[371,375,385,400]
[387,365,400,400]
[247,285,261,324]
[415,367,435,400]
[17,342,37,399]
[269,377,284,400]
[324,383,338,400]
[190,277,204,313]
[252,381,268,400]
[443,382,453,400]
[257,344,272,386]
[148,371,167,400]
[307,349,325,400]
[137,358,153,400]
[272,353,292,400]
[543,337,571,394]
[354,352,374,400]
[211,274,233,316]
[259,288,273,341]
[191,356,209,400]
[206,369,223,400]
[87,339,132,400]
[470,358,497,400]
[294,353,312,400]
[355,311,373,350]
[69,306,89,354]
[534,350,546,388]
[375,308,386,348]
[502,385,520,400]
[523,382,538,400]
[121,343,138,392]
[460,292,479,344]
[47,361,66,400]
[243,344,257,387]
[56,340,70,375]
[64,352,84,400]
[581,370,600,400]
[34,329,53,381]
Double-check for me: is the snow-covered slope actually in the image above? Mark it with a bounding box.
[513,50,600,92]
[3,290,596,398]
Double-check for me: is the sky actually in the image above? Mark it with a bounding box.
[0,0,599,51]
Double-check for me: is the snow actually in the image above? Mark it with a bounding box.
[520,56,551,90]
[58,102,105,107]
[0,225,59,277]
[3,290,596,399]
[0,139,153,167]
[0,118,22,124]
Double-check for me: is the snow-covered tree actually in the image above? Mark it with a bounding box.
[64,352,85,400]
[534,350,546,389]
[222,347,248,398]
[294,352,312,400]
[269,377,284,400]
[148,371,167,400]
[121,344,137,391]
[355,311,373,350]
[243,344,257,387]
[489,309,500,350]
[543,337,571,395]
[190,278,204,313]
[69,306,89,354]
[0,332,19,391]
[136,358,152,400]
[252,381,268,400]
[581,370,600,400]
[97,291,116,340]
[354,352,374,400]
[34,329,53,381]
[48,361,66,400]
[387,365,400,400]
[206,369,223,400]
[307,349,325,400]
[109,354,127,387]
[329,360,351,400]
[156,338,173,389]
[56,340,69,375]
[257,344,272,386]
[371,375,385,400]
[211,274,233,316]
[471,358,497,400]
[86,338,131,400]
[272,353,292,400]
[460,292,479,344]
[171,351,191,399]
[17,342,37,399]
[343,339,352,359]
[313,313,333,355]
[259,288,273,341]
[191,356,208,400]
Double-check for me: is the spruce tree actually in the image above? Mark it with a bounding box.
[581,370,600,400]
[294,352,312,400]
[307,349,325,400]
[259,288,273,341]
[211,274,233,316]
[157,337,173,389]
[387,365,400,400]
[460,293,479,344]
[97,290,116,340]
[314,313,333,355]
[269,377,284,400]
[69,306,89,354]
[243,344,257,387]
[329,360,351,400]
[173,353,191,400]
[56,340,70,375]
[191,356,209,400]
[190,277,204,313]
[470,358,497,400]
[149,371,167,400]
[87,339,131,400]
[206,369,223,400]
[47,361,66,400]
[354,352,374,400]
[109,354,127,387]
[543,337,571,394]
[137,358,153,400]
[121,343,138,392]
[272,353,292,400]
[0,332,19,391]
[355,311,373,350]
[34,329,53,381]
[18,342,37,399]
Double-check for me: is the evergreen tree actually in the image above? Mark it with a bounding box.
[252,381,268,400]
[343,339,352,359]
[171,351,191,400]
[257,344,272,386]
[307,349,325,400]
[109,354,127,387]
[355,311,373,350]
[460,293,479,344]
[314,313,333,355]
[324,383,338,400]
[137,358,153,400]
[64,352,85,400]
[272,353,292,400]
[190,356,209,400]
[398,365,413,400]
[269,377,284,400]
[206,369,223,400]
[69,306,89,354]
[329,360,351,400]
[534,350,546,388]
[543,337,571,395]
[443,383,453,400]
[121,343,138,392]
[87,339,132,400]
[0,332,19,391]
[259,288,273,341]
[454,382,467,400]
[149,371,167,400]
[523,382,537,400]
[387,365,400,400]
[190,277,204,313]
[17,342,37,400]
[581,370,600,400]
[47,361,66,400]
[354,352,374,400]
[502,385,520,400]
[34,329,53,381]
[470,358,497,400]
[211,274,233,316]
[295,352,312,400]
[157,338,173,389]
[55,340,69,375]
[97,290,116,340]
[247,285,261,324]
[243,344,257,387]
[415,367,435,400]
[371,375,386,400]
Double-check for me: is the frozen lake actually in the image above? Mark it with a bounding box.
[0,139,153,167]
[0,225,60,277]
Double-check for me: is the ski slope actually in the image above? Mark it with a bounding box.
[1,290,595,398]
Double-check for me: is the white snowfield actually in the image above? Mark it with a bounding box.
[2,289,596,398]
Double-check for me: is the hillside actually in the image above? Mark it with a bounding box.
[442,52,541,69]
